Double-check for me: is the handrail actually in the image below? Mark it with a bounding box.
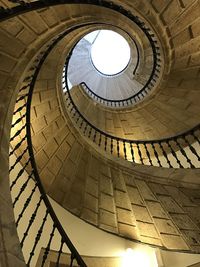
[68,20,161,108]
[9,22,98,267]
[5,4,200,267]
[64,57,200,169]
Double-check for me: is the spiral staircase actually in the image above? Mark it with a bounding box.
[1,1,200,267]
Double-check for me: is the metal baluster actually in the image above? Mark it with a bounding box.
[9,135,27,156]
[20,196,43,244]
[79,119,84,130]
[136,143,143,164]
[159,142,173,168]
[15,94,28,103]
[16,182,37,228]
[10,159,30,190]
[83,123,87,135]
[41,225,56,267]
[130,142,135,162]
[123,141,127,160]
[175,138,195,168]
[98,134,102,147]
[88,127,92,138]
[111,138,113,154]
[166,141,183,168]
[55,239,64,267]
[13,102,27,115]
[10,124,26,142]
[11,113,26,128]
[105,136,107,151]
[9,147,28,172]
[117,140,120,157]
[13,170,33,207]
[93,130,97,143]
[27,210,49,266]
[183,136,200,162]
[19,84,30,92]
[70,254,75,267]
[144,143,153,166]
[192,131,200,145]
[151,143,162,167]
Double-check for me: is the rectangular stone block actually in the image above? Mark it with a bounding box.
[182,230,200,246]
[40,168,55,190]
[17,27,37,45]
[161,234,189,250]
[0,53,17,72]
[146,201,169,219]
[99,209,117,228]
[81,208,98,226]
[56,141,70,161]
[115,190,131,209]
[45,107,60,124]
[118,223,139,239]
[35,149,49,170]
[88,156,100,180]
[84,193,98,213]
[68,141,82,163]
[152,0,167,12]
[135,180,156,201]
[0,29,25,57]
[0,18,23,37]
[100,193,115,213]
[172,27,191,47]
[132,205,152,223]
[127,186,144,205]
[169,1,200,36]
[35,102,50,117]
[161,0,182,25]
[170,214,199,230]
[137,221,159,238]
[32,132,46,151]
[37,8,59,28]
[100,174,113,196]
[31,116,47,134]
[43,138,58,158]
[40,89,56,102]
[20,12,48,35]
[100,162,111,177]
[116,208,136,226]
[123,172,136,187]
[85,176,98,198]
[66,133,75,146]
[47,156,62,176]
[154,218,179,235]
[54,126,69,145]
[191,18,200,38]
[111,168,126,191]
[157,195,184,213]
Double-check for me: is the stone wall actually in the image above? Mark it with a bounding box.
[24,34,200,252]
[1,0,200,263]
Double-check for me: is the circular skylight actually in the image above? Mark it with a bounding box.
[90,30,131,76]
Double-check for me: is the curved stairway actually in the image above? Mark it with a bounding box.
[0,1,200,267]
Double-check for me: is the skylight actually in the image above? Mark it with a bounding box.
[87,30,131,76]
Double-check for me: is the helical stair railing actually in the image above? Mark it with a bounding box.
[2,1,199,267]
[8,22,100,267]
[67,18,162,108]
[63,60,200,169]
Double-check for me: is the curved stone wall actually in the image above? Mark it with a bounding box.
[0,0,199,261]
[26,35,200,253]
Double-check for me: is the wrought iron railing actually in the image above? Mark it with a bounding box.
[63,64,200,169]
[9,25,90,267]
[3,2,199,267]
[67,18,161,107]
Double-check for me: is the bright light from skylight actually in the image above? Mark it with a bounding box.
[90,30,131,75]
